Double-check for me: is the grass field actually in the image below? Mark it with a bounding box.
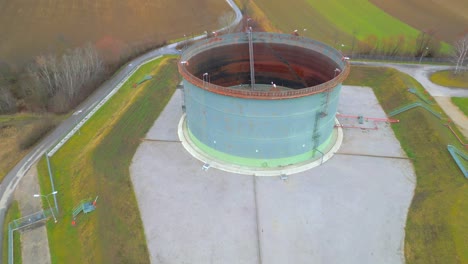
[0,0,229,66]
[430,70,468,88]
[251,0,453,54]
[452,97,468,117]
[2,201,21,264]
[37,56,180,263]
[345,66,468,264]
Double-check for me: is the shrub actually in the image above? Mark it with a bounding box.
[18,118,57,150]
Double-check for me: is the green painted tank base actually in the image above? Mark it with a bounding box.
[178,114,342,176]
[188,129,334,168]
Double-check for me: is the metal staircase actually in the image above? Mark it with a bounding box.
[447,145,468,178]
[389,102,442,119]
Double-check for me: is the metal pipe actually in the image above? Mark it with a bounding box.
[314,148,325,164]
[445,124,468,147]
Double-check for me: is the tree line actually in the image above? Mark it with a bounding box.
[452,33,468,74]
[0,44,104,113]
[0,39,167,114]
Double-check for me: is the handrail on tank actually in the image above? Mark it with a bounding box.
[179,32,350,100]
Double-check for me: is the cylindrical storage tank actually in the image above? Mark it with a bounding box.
[179,32,349,168]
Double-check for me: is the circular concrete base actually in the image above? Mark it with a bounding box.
[178,114,343,176]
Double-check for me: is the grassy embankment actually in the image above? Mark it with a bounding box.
[250,0,451,54]
[345,66,468,264]
[430,70,468,88]
[37,56,180,263]
[2,201,21,264]
[452,97,468,117]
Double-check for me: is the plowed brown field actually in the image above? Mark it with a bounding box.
[371,0,468,42]
[0,0,229,66]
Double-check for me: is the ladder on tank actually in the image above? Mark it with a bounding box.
[321,68,340,116]
[247,26,255,90]
[311,77,337,154]
[312,111,322,153]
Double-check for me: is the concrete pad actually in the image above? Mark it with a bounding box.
[132,142,260,264]
[20,226,51,264]
[337,86,406,158]
[14,165,51,264]
[145,89,183,141]
[256,156,414,264]
[130,85,416,264]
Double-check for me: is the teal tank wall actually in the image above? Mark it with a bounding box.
[179,32,349,167]
[184,81,341,165]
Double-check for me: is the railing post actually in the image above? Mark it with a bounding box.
[8,224,13,264]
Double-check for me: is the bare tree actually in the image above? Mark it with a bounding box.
[28,43,104,112]
[381,35,406,56]
[218,11,236,33]
[0,86,16,114]
[452,33,468,74]
[358,34,379,55]
[350,30,358,57]
[239,0,249,14]
[415,29,441,57]
[18,71,48,112]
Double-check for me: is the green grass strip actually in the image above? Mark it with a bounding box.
[306,0,419,39]
[3,201,21,264]
[452,97,468,117]
[430,70,468,88]
[345,66,468,264]
[37,56,180,263]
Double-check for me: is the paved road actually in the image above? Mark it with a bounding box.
[0,0,241,262]
[352,61,468,97]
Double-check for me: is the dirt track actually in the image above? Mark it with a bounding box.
[0,0,230,66]
[434,96,468,138]
[371,0,468,42]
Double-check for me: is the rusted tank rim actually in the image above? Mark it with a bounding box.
[179,32,350,100]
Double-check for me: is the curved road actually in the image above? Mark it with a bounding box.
[352,61,468,97]
[0,0,466,261]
